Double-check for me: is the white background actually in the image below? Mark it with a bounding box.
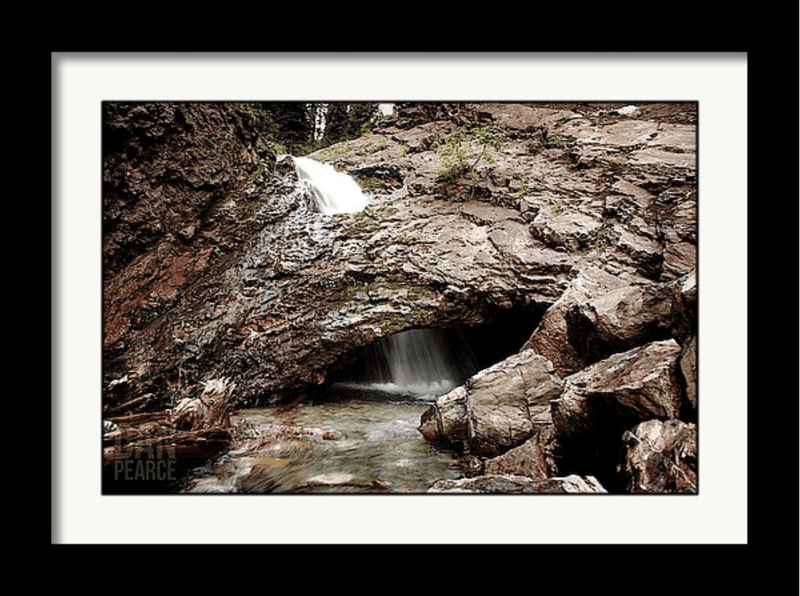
[52,53,748,544]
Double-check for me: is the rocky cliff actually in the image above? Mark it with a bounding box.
[102,101,697,494]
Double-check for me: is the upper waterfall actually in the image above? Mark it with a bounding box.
[293,156,370,214]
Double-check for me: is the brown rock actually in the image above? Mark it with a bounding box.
[482,425,557,480]
[554,339,685,436]
[563,279,678,366]
[419,349,562,457]
[619,419,697,493]
[523,266,630,377]
[679,335,697,413]
[551,339,685,491]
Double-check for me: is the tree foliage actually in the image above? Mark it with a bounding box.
[321,103,381,146]
[236,102,382,156]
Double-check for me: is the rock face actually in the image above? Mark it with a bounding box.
[103,103,274,351]
[102,101,698,494]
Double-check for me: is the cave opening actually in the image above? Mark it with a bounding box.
[319,303,546,403]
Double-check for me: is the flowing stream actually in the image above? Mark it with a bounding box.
[184,329,475,494]
[185,386,462,494]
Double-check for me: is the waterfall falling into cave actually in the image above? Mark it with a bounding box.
[294,156,370,214]
[336,328,480,400]
[327,307,548,403]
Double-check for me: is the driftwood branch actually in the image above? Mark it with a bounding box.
[103,377,238,486]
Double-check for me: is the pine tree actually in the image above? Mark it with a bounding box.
[322,103,380,146]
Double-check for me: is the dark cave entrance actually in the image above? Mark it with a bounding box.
[320,303,547,402]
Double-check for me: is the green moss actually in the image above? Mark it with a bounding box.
[554,114,572,128]
[376,305,430,334]
[178,104,193,125]
[247,164,265,181]
[338,271,434,303]
[407,285,432,300]
[357,177,382,191]
[342,203,398,237]
[225,191,261,216]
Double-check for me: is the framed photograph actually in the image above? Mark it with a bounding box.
[54,53,749,545]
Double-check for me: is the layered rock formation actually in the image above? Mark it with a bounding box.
[102,101,697,494]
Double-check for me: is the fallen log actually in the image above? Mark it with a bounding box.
[102,377,237,493]
[105,411,169,425]
[104,393,155,415]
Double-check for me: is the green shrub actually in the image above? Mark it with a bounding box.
[433,130,470,181]
[433,127,507,182]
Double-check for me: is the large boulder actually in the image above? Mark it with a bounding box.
[523,266,630,377]
[418,349,562,457]
[563,278,679,365]
[525,267,696,379]
[551,339,685,490]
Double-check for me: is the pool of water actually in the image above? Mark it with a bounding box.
[182,385,461,494]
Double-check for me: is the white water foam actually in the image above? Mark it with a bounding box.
[293,156,370,214]
[364,380,460,401]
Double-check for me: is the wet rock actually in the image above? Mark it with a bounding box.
[619,419,697,493]
[671,269,698,344]
[551,339,685,490]
[102,102,698,495]
[418,349,562,457]
[679,335,698,413]
[428,474,606,493]
[523,266,631,377]
[612,226,664,278]
[530,209,604,253]
[525,267,696,380]
[482,425,557,480]
[563,278,679,365]
[554,339,685,435]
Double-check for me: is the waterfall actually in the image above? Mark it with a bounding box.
[338,328,479,399]
[293,156,370,214]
